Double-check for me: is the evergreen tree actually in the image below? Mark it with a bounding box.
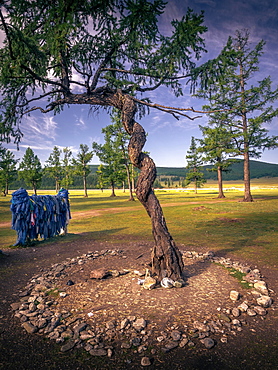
[96,164,105,192]
[196,30,278,202]
[198,125,238,198]
[106,110,135,201]
[185,137,206,193]
[44,146,63,192]
[18,147,42,194]
[0,146,18,195]
[72,144,94,197]
[61,147,73,190]
[92,131,125,197]
[0,0,237,279]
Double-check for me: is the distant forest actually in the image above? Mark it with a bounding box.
[156,160,278,181]
[9,160,278,190]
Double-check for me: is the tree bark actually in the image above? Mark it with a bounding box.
[5,180,8,196]
[110,180,116,197]
[51,89,184,280]
[121,95,184,281]
[217,166,225,198]
[239,51,253,203]
[243,151,253,202]
[83,172,88,197]
[124,163,135,201]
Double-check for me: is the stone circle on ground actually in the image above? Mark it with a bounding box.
[10,249,274,366]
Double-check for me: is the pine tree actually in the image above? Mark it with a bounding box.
[18,147,42,194]
[0,146,18,195]
[44,146,63,192]
[106,110,135,201]
[96,164,105,192]
[92,131,125,197]
[198,125,238,198]
[196,30,278,202]
[72,144,94,197]
[61,147,73,190]
[185,137,206,193]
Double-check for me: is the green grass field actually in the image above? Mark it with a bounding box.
[1,179,278,269]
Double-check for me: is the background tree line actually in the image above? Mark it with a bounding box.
[0,111,140,197]
[184,30,278,198]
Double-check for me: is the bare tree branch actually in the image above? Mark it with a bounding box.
[132,97,233,119]
[15,90,64,108]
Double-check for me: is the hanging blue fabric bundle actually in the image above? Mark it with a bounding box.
[10,188,31,246]
[10,188,71,246]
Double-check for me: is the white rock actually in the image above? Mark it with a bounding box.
[120,318,129,330]
[231,308,241,317]
[238,302,249,312]
[143,277,156,290]
[193,321,210,332]
[253,306,267,316]
[133,318,146,331]
[141,357,151,366]
[247,308,256,316]
[156,336,164,342]
[251,290,261,299]
[257,295,272,308]
[232,319,241,326]
[230,290,240,301]
[161,277,174,288]
[254,281,268,295]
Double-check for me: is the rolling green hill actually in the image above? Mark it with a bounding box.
[90,160,278,180]
[156,160,278,181]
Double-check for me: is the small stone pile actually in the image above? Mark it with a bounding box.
[10,249,275,367]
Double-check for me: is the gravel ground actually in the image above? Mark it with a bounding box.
[0,236,278,370]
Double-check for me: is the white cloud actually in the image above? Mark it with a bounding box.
[74,115,87,128]
[21,115,58,147]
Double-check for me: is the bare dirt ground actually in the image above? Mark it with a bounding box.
[0,232,278,370]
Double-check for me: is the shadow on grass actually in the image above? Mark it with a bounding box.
[193,210,278,267]
[4,228,128,250]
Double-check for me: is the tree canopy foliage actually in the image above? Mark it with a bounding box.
[0,145,18,195]
[195,30,278,201]
[72,144,94,197]
[0,0,233,144]
[185,136,206,193]
[18,147,43,194]
[0,0,244,280]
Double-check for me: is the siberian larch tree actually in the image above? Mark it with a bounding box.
[72,144,94,197]
[44,146,63,192]
[198,125,238,198]
[0,0,233,280]
[18,147,43,195]
[196,30,278,202]
[0,146,18,195]
[105,109,135,201]
[185,136,206,193]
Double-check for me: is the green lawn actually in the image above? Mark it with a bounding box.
[1,181,278,269]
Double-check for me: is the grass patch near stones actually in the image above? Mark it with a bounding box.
[215,264,251,289]
[46,288,60,298]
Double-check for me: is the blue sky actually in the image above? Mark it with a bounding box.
[2,0,278,167]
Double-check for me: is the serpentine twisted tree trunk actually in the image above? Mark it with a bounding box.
[120,94,184,281]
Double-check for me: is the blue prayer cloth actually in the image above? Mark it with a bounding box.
[10,188,71,246]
